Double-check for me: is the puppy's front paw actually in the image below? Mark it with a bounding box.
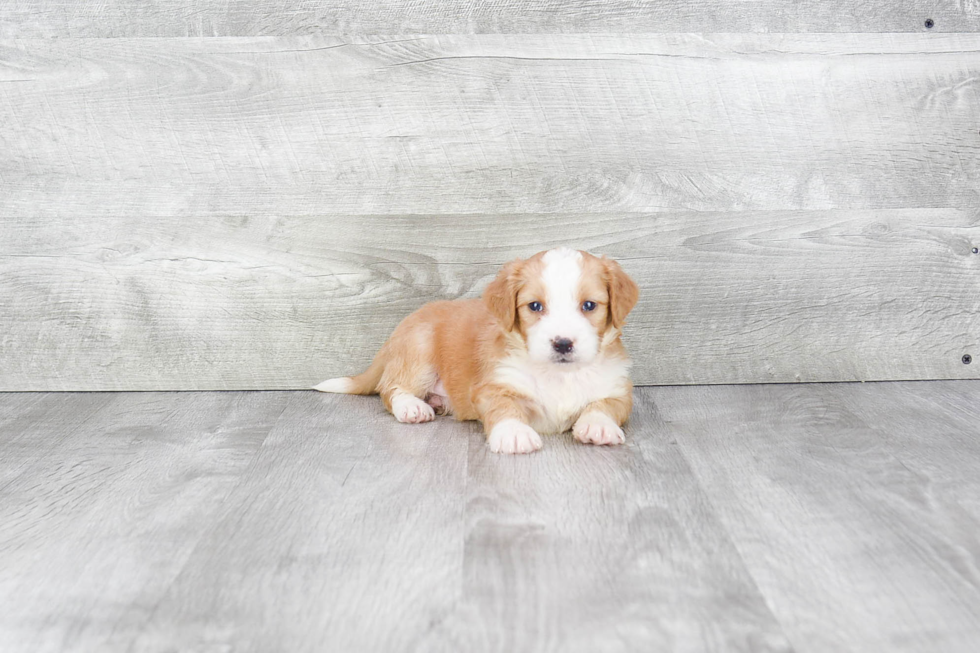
[487,419,543,454]
[573,411,626,446]
[391,394,436,424]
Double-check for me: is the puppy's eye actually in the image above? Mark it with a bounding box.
[528,301,543,312]
[582,301,597,312]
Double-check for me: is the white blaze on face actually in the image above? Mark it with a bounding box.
[526,248,600,364]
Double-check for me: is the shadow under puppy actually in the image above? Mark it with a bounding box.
[315,247,639,454]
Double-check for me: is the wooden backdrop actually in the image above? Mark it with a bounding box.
[1,4,978,390]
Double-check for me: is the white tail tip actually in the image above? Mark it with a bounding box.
[312,377,354,393]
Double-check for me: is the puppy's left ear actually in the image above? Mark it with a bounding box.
[603,257,639,329]
[483,258,524,331]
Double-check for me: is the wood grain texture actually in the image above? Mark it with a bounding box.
[825,381,980,523]
[1,34,979,218]
[0,391,291,653]
[2,1,979,37]
[416,399,792,652]
[0,392,42,423]
[4,385,980,650]
[0,392,116,488]
[129,392,470,652]
[2,208,978,390]
[655,383,980,653]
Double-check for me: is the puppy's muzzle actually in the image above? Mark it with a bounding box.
[552,338,575,355]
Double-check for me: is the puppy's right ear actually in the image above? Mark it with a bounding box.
[483,258,523,331]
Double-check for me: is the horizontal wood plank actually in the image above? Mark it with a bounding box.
[1,1,978,37]
[1,34,979,217]
[1,209,977,389]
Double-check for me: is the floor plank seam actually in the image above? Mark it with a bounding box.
[661,415,803,653]
[114,392,298,648]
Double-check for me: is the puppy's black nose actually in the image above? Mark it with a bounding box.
[552,338,574,355]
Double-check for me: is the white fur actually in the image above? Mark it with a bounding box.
[526,248,600,365]
[391,393,435,423]
[573,410,626,446]
[493,353,631,434]
[313,377,353,393]
[488,418,543,454]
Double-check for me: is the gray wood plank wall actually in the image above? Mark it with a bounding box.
[2,1,979,36]
[2,209,978,390]
[3,35,980,218]
[1,20,978,390]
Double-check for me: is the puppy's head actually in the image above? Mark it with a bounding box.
[483,248,639,365]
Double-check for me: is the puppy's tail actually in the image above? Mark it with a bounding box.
[312,354,385,395]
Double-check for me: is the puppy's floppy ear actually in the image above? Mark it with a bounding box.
[483,258,524,331]
[602,257,639,329]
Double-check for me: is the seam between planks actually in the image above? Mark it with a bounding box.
[650,388,805,653]
[119,391,296,651]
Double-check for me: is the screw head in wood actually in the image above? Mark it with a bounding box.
[973,247,979,254]
[964,354,973,365]
[924,18,935,28]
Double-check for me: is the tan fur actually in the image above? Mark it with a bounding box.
[581,389,634,426]
[316,249,639,452]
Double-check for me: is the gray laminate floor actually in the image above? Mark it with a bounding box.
[1,382,979,652]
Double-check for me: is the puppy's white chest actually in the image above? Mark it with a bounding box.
[493,357,631,434]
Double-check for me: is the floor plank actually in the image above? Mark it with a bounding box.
[0,392,117,489]
[0,391,290,653]
[826,380,980,524]
[0,392,43,417]
[130,392,470,652]
[655,382,980,653]
[419,392,792,652]
[916,379,980,426]
[2,384,980,651]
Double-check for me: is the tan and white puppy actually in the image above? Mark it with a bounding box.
[314,248,639,454]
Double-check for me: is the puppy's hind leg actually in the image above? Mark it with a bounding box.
[377,326,438,425]
[381,369,436,424]
[388,392,436,424]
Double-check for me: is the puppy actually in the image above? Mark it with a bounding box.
[314,248,639,454]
